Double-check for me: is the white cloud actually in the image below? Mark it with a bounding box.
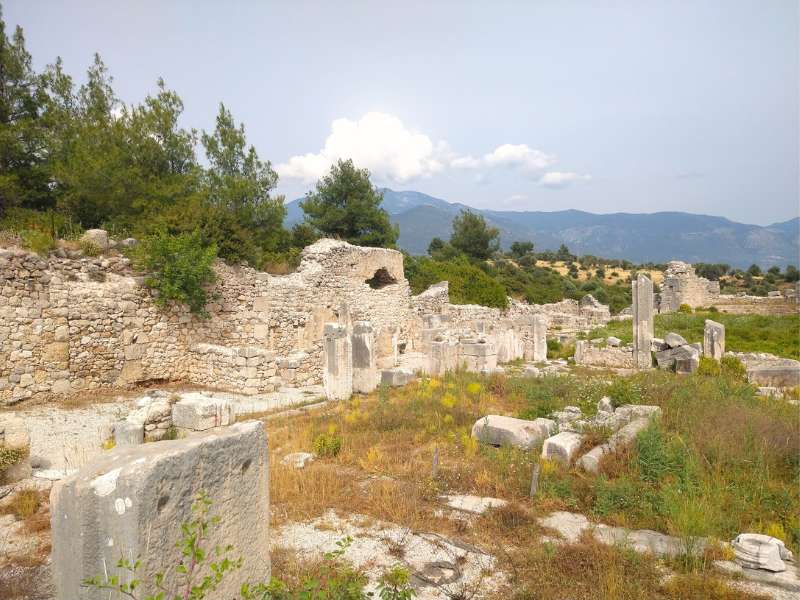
[275,112,447,183]
[276,112,586,187]
[483,144,554,171]
[538,171,592,189]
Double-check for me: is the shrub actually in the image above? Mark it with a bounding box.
[678,304,693,314]
[79,239,102,257]
[720,355,747,381]
[20,229,55,255]
[130,229,217,316]
[1,489,41,520]
[313,432,343,457]
[603,378,643,407]
[0,444,27,472]
[696,357,721,377]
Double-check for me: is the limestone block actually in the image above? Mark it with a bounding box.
[471,415,556,450]
[380,368,415,387]
[281,452,315,469]
[323,323,352,401]
[703,319,725,361]
[117,360,145,385]
[655,345,699,370]
[606,336,621,347]
[54,325,70,342]
[52,379,71,395]
[351,321,377,394]
[172,394,234,431]
[732,533,794,572]
[114,420,144,446]
[50,421,269,600]
[664,332,688,348]
[80,229,109,251]
[43,341,70,364]
[597,396,614,413]
[124,344,145,360]
[578,417,650,473]
[542,431,584,464]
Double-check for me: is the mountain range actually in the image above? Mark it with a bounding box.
[285,189,800,268]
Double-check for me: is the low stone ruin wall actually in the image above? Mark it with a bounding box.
[659,261,720,312]
[574,341,636,369]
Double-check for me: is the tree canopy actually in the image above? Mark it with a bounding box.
[449,210,499,260]
[299,159,398,248]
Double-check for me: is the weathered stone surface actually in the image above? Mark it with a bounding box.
[632,274,654,369]
[597,396,614,413]
[578,417,651,473]
[471,415,556,450]
[351,321,377,394]
[281,452,315,469]
[50,421,270,600]
[80,229,110,251]
[532,315,548,361]
[703,319,725,361]
[113,420,144,446]
[659,261,720,312]
[0,415,31,481]
[380,368,415,387]
[655,344,700,370]
[732,533,794,572]
[664,332,688,348]
[541,431,584,464]
[323,323,353,401]
[440,494,507,514]
[172,394,234,431]
[606,336,621,347]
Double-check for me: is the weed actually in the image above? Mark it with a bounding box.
[79,239,102,256]
[313,431,343,458]
[1,489,42,520]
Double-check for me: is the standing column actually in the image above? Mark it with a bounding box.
[632,274,654,369]
[323,323,352,400]
[532,315,548,362]
[703,319,725,361]
[351,321,377,393]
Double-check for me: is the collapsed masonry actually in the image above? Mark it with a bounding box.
[0,239,612,405]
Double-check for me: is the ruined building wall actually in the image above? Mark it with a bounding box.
[1,240,411,404]
[659,261,720,312]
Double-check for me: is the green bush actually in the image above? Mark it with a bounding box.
[313,432,343,458]
[696,357,721,377]
[635,423,692,487]
[603,378,643,407]
[20,229,55,255]
[130,230,217,316]
[404,255,508,308]
[79,239,102,257]
[678,303,693,314]
[0,444,28,476]
[720,355,747,381]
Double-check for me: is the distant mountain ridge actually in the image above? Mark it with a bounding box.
[284,189,800,268]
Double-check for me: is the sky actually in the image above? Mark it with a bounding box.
[5,0,799,225]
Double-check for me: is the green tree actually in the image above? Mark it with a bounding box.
[200,103,286,262]
[747,264,762,277]
[556,243,575,261]
[785,265,799,282]
[510,240,534,258]
[0,8,51,213]
[449,209,499,260]
[300,158,398,248]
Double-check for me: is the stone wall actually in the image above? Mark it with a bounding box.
[0,240,411,405]
[659,261,720,312]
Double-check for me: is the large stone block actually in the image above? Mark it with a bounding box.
[114,420,144,446]
[43,341,70,364]
[380,368,415,387]
[532,315,547,361]
[578,417,650,473]
[50,421,270,600]
[541,431,584,465]
[351,321,377,394]
[703,319,725,361]
[172,394,234,431]
[323,323,352,400]
[0,414,31,482]
[471,415,556,450]
[80,229,109,251]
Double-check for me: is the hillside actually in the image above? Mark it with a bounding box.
[285,190,800,267]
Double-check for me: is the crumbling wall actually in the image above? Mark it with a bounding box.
[659,261,720,312]
[1,239,412,404]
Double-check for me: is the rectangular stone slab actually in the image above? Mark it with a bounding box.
[50,421,270,600]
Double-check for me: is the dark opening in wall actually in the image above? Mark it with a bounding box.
[366,267,397,289]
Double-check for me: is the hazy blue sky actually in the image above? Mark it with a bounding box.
[5,0,798,224]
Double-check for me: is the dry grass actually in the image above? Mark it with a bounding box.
[0,489,43,520]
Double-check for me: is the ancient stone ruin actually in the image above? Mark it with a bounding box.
[0,238,614,407]
[658,261,721,312]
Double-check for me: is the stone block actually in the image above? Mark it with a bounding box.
[114,420,144,446]
[80,229,109,251]
[380,368,415,387]
[578,417,651,473]
[703,319,725,361]
[0,415,31,482]
[323,323,352,401]
[50,421,269,600]
[471,415,556,450]
[117,360,145,385]
[351,321,377,394]
[632,274,654,369]
[54,325,70,342]
[541,431,585,464]
[172,394,234,431]
[664,332,688,348]
[606,336,621,347]
[43,341,70,364]
[732,533,794,572]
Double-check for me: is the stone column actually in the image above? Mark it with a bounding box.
[532,315,547,362]
[632,274,654,369]
[323,323,353,401]
[50,421,270,600]
[351,321,377,394]
[703,319,725,361]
